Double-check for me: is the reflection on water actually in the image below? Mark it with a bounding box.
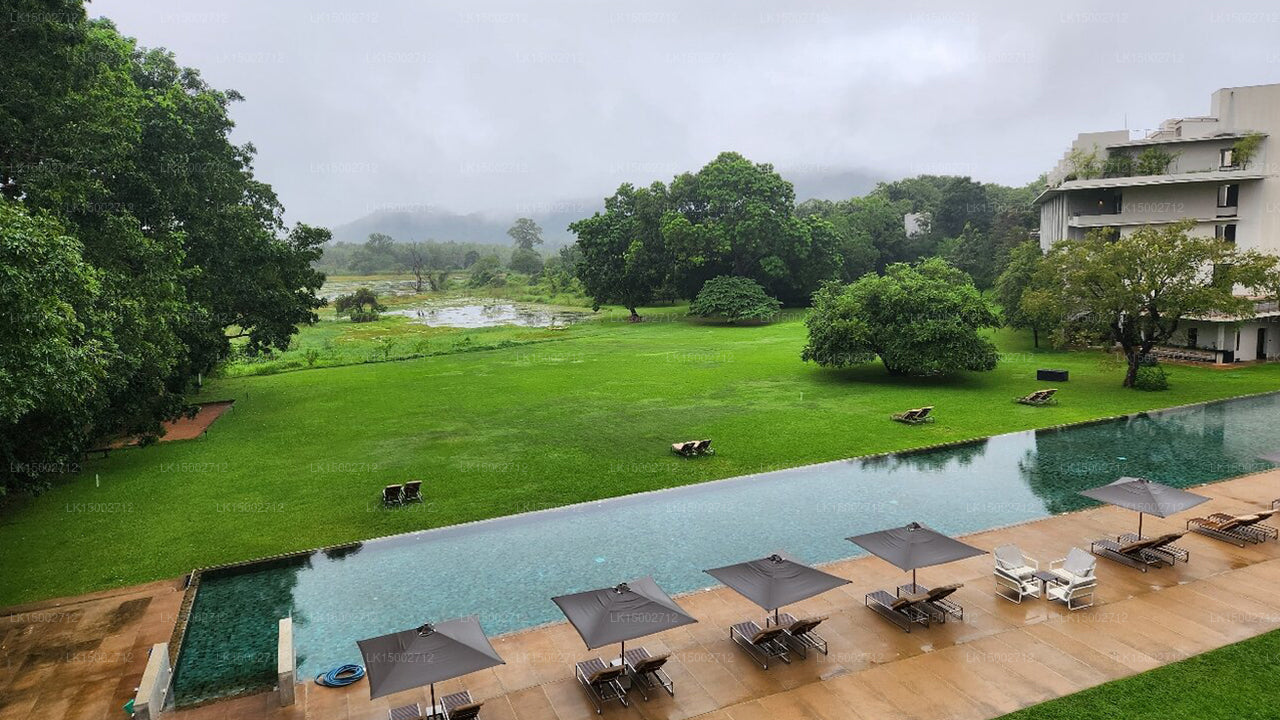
[172,392,1280,705]
[389,300,593,328]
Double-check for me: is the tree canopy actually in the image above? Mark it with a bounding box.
[994,240,1056,347]
[0,2,325,493]
[801,258,1000,376]
[507,217,543,250]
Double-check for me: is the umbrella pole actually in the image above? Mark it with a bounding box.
[774,607,780,626]
[912,568,917,590]
[1138,512,1144,538]
[620,640,625,668]
[431,683,437,720]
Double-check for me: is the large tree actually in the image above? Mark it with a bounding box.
[569,182,673,320]
[802,258,1000,376]
[663,152,841,304]
[507,217,543,250]
[994,240,1056,347]
[1036,222,1274,387]
[0,2,325,492]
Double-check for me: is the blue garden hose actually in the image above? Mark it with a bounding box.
[315,663,365,687]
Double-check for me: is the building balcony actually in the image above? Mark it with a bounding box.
[1067,213,1238,229]
[1036,169,1264,204]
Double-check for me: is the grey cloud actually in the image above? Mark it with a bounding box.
[92,0,1280,228]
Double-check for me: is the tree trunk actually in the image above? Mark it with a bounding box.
[627,307,642,322]
[1122,349,1140,388]
[1032,327,1039,348]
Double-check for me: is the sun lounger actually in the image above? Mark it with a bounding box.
[1189,510,1278,546]
[771,613,829,657]
[402,480,423,504]
[921,583,964,621]
[671,440,712,457]
[864,589,931,633]
[1015,389,1058,405]
[994,544,1041,603]
[892,406,934,424]
[729,620,791,669]
[389,703,424,720]
[442,691,482,720]
[1091,532,1187,571]
[382,484,404,506]
[623,647,673,700]
[575,658,629,714]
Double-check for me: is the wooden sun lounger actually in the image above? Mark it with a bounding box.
[865,590,931,633]
[623,647,673,699]
[402,480,423,504]
[441,691,482,720]
[892,406,934,424]
[770,612,829,657]
[1190,511,1278,546]
[896,583,964,622]
[671,439,713,457]
[730,620,791,669]
[575,658,628,714]
[1015,389,1058,405]
[382,484,404,506]
[1091,532,1188,571]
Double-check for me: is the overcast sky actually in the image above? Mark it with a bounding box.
[92,0,1280,227]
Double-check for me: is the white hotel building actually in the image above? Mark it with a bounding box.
[1036,84,1280,363]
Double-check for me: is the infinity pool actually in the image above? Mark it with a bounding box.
[172,393,1280,705]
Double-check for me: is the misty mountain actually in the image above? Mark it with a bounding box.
[784,167,884,202]
[329,168,884,246]
[329,202,599,247]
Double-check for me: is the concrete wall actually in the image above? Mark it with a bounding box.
[132,642,171,720]
[278,618,296,707]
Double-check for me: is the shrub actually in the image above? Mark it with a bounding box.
[688,276,782,323]
[1134,363,1171,391]
[466,255,505,288]
[802,258,1000,376]
[334,287,386,322]
[508,248,544,275]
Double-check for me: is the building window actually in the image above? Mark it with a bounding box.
[1217,183,1239,209]
[1187,327,1198,349]
[1220,148,1236,169]
[1215,224,1237,243]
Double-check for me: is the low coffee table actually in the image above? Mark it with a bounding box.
[1031,570,1062,598]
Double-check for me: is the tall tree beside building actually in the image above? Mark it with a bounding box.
[1035,221,1275,387]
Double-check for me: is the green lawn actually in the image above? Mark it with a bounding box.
[1000,630,1280,719]
[4,307,1280,606]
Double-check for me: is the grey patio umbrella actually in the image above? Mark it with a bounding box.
[1079,476,1210,537]
[704,552,849,625]
[552,576,697,665]
[356,616,505,711]
[847,521,986,589]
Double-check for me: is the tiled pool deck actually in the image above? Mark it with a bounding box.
[4,470,1280,720]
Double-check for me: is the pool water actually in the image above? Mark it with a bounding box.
[171,393,1280,705]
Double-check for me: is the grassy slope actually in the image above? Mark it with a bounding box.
[4,308,1280,606]
[1000,630,1280,719]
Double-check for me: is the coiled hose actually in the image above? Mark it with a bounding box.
[315,663,365,687]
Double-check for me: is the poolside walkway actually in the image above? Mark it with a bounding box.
[4,471,1279,720]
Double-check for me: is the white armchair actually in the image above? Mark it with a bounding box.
[1047,547,1097,610]
[994,544,1040,603]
